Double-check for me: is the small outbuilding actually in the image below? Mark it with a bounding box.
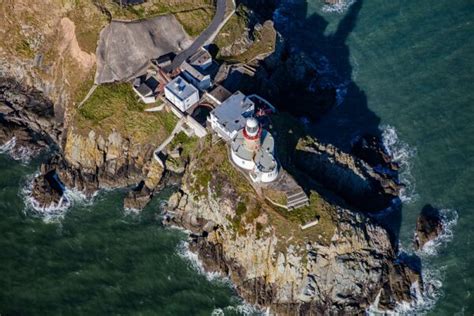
[181,61,212,91]
[188,48,212,71]
[132,74,160,104]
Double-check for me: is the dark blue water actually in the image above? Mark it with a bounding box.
[297,0,473,313]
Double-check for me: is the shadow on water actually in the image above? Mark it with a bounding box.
[234,0,406,245]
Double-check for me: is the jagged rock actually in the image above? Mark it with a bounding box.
[352,134,399,172]
[30,165,65,210]
[295,136,402,212]
[165,179,421,314]
[123,181,153,211]
[414,204,443,250]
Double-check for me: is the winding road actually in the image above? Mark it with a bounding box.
[166,0,230,72]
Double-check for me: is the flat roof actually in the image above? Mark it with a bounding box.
[232,129,276,173]
[165,76,198,101]
[181,61,206,81]
[211,91,254,135]
[209,85,232,103]
[188,48,212,67]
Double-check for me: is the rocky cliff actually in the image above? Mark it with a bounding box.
[295,136,401,212]
[164,139,420,314]
[0,2,423,314]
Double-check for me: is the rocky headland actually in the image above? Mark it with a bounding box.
[0,0,424,314]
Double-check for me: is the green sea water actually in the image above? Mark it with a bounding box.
[1,0,473,314]
[300,0,473,314]
[0,155,249,315]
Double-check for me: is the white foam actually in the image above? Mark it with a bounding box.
[0,137,16,153]
[366,264,444,315]
[0,137,41,163]
[21,173,94,222]
[417,208,458,256]
[322,0,356,14]
[176,240,226,283]
[212,302,263,316]
[381,125,418,203]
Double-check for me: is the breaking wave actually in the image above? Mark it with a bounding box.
[381,125,418,203]
[21,173,92,222]
[177,240,227,283]
[212,303,264,316]
[366,258,445,315]
[322,0,356,14]
[417,208,459,256]
[0,137,42,163]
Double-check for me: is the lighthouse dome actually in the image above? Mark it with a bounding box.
[245,117,259,137]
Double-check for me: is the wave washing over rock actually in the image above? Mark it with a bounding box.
[0,137,41,164]
[177,240,227,283]
[21,173,92,222]
[418,208,459,256]
[321,0,356,14]
[381,125,418,203]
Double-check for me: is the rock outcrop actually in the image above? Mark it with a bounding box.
[414,204,444,250]
[295,136,402,212]
[0,78,62,148]
[165,177,421,314]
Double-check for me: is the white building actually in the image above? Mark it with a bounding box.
[230,117,279,183]
[164,76,199,112]
[208,91,255,141]
[181,61,212,91]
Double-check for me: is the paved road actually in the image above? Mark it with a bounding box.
[166,0,227,72]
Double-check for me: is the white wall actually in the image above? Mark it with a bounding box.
[165,87,199,112]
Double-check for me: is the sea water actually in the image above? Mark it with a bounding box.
[1,0,473,314]
[293,0,473,314]
[0,154,257,315]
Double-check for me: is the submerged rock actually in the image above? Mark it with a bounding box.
[414,204,444,250]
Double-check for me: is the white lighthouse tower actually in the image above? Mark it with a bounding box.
[230,117,279,183]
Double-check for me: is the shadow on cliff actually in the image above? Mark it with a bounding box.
[233,0,403,244]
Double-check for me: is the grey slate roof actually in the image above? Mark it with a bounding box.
[211,91,254,135]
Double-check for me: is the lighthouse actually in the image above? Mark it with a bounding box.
[243,117,261,152]
[230,117,279,183]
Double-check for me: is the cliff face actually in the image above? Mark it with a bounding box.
[162,139,420,314]
[166,173,419,314]
[295,136,401,212]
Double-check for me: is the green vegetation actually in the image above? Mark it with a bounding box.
[15,39,35,59]
[76,83,177,145]
[67,1,108,54]
[214,5,250,54]
[168,132,199,160]
[214,5,276,63]
[269,191,337,247]
[101,0,215,37]
[175,8,214,37]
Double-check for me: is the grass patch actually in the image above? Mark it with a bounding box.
[168,131,199,160]
[15,39,35,59]
[214,5,250,54]
[223,21,276,64]
[175,7,214,36]
[270,191,337,246]
[103,0,215,24]
[67,0,108,54]
[75,83,177,145]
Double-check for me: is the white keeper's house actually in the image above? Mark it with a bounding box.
[208,91,255,141]
[164,76,199,112]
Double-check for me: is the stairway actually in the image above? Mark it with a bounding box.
[286,188,309,210]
